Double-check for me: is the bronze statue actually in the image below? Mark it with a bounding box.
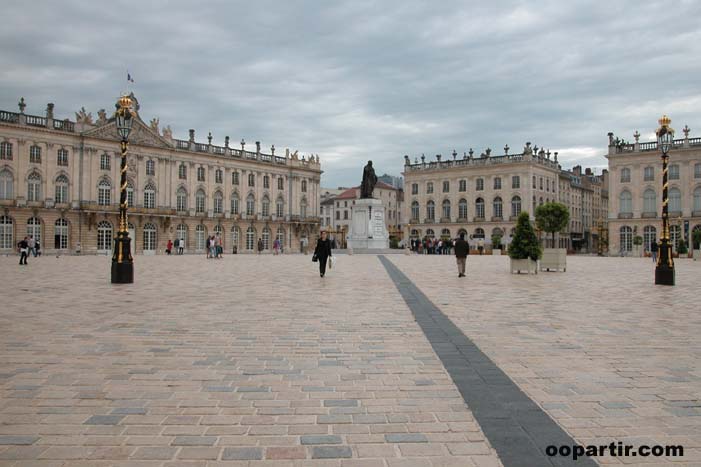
[360,160,377,199]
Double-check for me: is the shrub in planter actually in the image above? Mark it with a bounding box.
[535,202,568,271]
[633,236,643,246]
[677,238,688,256]
[692,229,701,250]
[491,234,502,249]
[509,212,541,273]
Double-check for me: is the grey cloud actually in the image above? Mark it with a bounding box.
[2,0,700,186]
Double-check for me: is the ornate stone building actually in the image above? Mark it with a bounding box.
[558,166,609,251]
[0,96,322,254]
[606,125,701,254]
[402,145,563,245]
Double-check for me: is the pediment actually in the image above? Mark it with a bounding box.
[84,119,174,149]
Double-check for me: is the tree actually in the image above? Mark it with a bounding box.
[491,233,502,249]
[508,212,542,260]
[693,229,701,250]
[535,202,570,247]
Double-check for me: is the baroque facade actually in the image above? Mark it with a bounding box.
[402,145,563,246]
[606,126,701,254]
[0,96,322,254]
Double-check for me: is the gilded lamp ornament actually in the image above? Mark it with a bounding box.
[654,114,675,286]
[111,94,135,284]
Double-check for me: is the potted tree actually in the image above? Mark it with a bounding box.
[633,235,643,257]
[491,233,502,255]
[535,202,569,272]
[677,238,688,258]
[509,211,541,274]
[693,229,701,261]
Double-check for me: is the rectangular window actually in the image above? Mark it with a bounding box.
[216,170,223,184]
[476,178,484,191]
[0,142,12,160]
[344,210,348,220]
[100,153,110,170]
[695,163,701,179]
[146,160,155,176]
[335,211,340,220]
[512,176,520,189]
[30,145,41,163]
[443,181,449,193]
[277,177,283,190]
[232,172,239,185]
[459,180,466,192]
[669,164,680,180]
[214,197,222,214]
[264,176,270,188]
[539,177,543,190]
[179,164,187,180]
[411,183,418,195]
[427,182,433,194]
[57,149,68,166]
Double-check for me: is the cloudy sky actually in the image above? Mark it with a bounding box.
[1,0,700,187]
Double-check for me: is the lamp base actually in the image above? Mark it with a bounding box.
[654,264,675,286]
[111,261,134,284]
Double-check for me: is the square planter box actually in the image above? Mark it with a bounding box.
[510,258,538,274]
[694,249,701,261]
[540,248,567,272]
[492,249,502,256]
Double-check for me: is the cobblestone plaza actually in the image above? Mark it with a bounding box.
[1,254,700,466]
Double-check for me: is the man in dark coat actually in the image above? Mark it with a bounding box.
[313,230,333,277]
[454,233,469,277]
[18,236,29,265]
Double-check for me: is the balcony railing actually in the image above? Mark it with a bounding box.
[0,111,20,123]
[175,139,190,149]
[641,212,657,218]
[406,151,560,172]
[25,115,46,127]
[53,120,75,132]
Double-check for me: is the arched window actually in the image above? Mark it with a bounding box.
[457,228,467,238]
[492,227,504,238]
[231,193,240,215]
[27,172,42,202]
[143,223,157,252]
[231,226,240,251]
[54,218,68,250]
[248,173,255,187]
[98,179,111,206]
[276,227,285,247]
[146,159,155,176]
[669,188,681,213]
[97,221,113,252]
[144,182,156,209]
[694,187,701,211]
[619,191,632,214]
[262,195,270,217]
[0,215,13,249]
[276,196,284,218]
[300,198,307,218]
[178,163,187,180]
[27,217,41,245]
[126,180,134,208]
[100,153,110,170]
[643,226,656,252]
[176,187,187,212]
[0,141,12,160]
[55,175,69,204]
[213,191,223,214]
[643,188,656,214]
[493,196,503,219]
[411,201,419,220]
[195,224,207,250]
[0,170,13,200]
[426,200,435,220]
[246,193,255,216]
[474,228,485,239]
[176,224,187,249]
[670,224,681,252]
[425,228,435,238]
[262,227,271,250]
[442,199,451,220]
[197,166,205,182]
[458,199,468,220]
[246,226,255,250]
[440,228,451,239]
[195,189,206,213]
[475,198,484,219]
[619,226,632,252]
[620,168,631,183]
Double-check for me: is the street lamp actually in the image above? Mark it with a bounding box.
[655,115,675,286]
[111,94,135,284]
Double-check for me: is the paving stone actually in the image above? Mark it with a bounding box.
[312,446,353,459]
[83,415,124,425]
[301,435,343,445]
[221,447,263,460]
[0,436,40,445]
[385,434,428,443]
[171,436,217,446]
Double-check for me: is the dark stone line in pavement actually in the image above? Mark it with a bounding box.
[378,256,598,467]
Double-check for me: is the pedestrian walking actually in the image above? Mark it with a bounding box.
[454,233,469,277]
[257,238,264,254]
[650,240,658,263]
[18,237,29,265]
[273,238,280,255]
[28,235,37,257]
[166,239,173,255]
[313,230,333,277]
[215,234,222,258]
[178,238,184,255]
[478,238,485,255]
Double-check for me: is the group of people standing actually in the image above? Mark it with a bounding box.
[16,235,40,265]
[410,236,490,255]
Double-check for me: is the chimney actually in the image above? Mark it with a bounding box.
[585,168,592,176]
[573,165,582,176]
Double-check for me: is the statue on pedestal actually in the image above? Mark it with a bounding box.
[360,160,377,199]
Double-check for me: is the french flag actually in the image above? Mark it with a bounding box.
[127,71,134,84]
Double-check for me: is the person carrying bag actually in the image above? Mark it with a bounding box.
[313,230,333,277]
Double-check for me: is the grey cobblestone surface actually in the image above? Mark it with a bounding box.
[0,255,502,466]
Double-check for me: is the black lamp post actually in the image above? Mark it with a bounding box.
[111,95,135,284]
[655,115,675,286]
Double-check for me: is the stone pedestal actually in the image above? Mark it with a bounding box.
[347,198,389,250]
